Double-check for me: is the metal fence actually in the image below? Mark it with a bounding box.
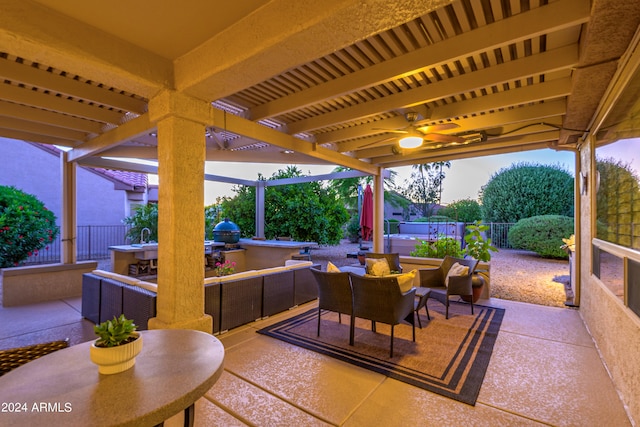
[486,223,515,249]
[23,225,131,265]
[20,222,517,265]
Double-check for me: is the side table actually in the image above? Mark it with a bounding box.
[0,329,224,427]
[414,287,431,328]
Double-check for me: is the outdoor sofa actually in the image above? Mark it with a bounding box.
[82,260,320,334]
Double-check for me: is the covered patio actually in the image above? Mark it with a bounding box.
[0,293,630,426]
[2,0,640,424]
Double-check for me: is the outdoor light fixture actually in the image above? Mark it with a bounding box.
[398,130,423,149]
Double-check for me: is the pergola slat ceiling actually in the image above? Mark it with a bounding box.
[1,0,639,172]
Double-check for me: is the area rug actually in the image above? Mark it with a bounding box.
[257,300,505,405]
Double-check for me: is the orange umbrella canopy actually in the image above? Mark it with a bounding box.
[360,184,373,241]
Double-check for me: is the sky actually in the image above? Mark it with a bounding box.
[172,147,577,206]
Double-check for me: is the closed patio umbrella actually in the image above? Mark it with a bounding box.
[360,184,373,241]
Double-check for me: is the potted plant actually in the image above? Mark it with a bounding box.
[463,221,498,262]
[463,221,498,303]
[90,314,143,375]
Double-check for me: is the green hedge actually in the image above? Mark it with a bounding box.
[507,215,574,259]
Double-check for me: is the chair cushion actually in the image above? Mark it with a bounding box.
[395,269,417,293]
[326,261,341,273]
[365,258,390,276]
[445,262,469,287]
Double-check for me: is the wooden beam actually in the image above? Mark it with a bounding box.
[212,108,380,175]
[67,114,153,162]
[252,0,589,120]
[288,45,578,133]
[0,59,147,113]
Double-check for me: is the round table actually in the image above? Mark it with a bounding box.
[0,329,224,427]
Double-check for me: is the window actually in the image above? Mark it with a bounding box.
[594,138,640,306]
[595,139,640,250]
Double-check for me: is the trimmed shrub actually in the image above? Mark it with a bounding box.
[0,186,58,268]
[507,215,574,259]
[480,163,574,223]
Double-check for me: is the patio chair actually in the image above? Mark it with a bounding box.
[419,256,479,319]
[0,339,69,376]
[349,273,416,357]
[311,268,354,345]
[364,252,403,273]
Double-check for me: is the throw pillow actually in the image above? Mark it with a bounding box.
[395,269,417,293]
[445,262,469,287]
[365,258,390,276]
[326,261,341,273]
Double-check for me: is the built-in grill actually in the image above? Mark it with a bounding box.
[212,218,240,244]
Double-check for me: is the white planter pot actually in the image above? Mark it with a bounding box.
[90,332,143,375]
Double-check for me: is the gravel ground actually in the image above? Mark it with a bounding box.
[310,240,570,308]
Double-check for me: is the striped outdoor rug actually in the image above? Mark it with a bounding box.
[258,300,505,405]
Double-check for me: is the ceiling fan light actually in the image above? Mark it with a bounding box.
[398,135,423,149]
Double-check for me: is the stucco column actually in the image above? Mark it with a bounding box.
[60,151,77,264]
[373,171,385,253]
[147,90,213,333]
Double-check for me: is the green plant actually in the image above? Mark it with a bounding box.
[94,314,138,348]
[0,186,59,268]
[507,215,574,259]
[410,235,464,258]
[221,166,349,245]
[123,204,158,243]
[440,199,482,223]
[464,221,498,262]
[346,216,361,241]
[213,259,236,276]
[480,162,574,223]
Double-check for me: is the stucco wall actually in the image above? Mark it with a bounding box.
[579,144,639,423]
[1,137,130,226]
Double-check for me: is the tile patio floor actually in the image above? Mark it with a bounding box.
[0,296,632,426]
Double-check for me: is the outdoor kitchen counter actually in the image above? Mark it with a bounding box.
[238,239,317,270]
[108,241,223,276]
[108,239,317,275]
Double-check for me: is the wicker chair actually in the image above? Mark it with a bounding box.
[311,268,354,345]
[0,339,69,376]
[419,256,479,319]
[349,273,416,357]
[364,252,403,273]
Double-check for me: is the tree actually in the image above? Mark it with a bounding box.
[205,197,229,240]
[221,166,349,245]
[439,198,482,223]
[0,186,59,267]
[480,162,573,223]
[402,161,451,217]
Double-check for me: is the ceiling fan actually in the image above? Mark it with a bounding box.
[373,112,465,149]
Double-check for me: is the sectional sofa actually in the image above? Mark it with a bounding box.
[81,260,320,334]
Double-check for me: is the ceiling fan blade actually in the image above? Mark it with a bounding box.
[371,128,408,134]
[422,133,466,143]
[415,122,460,132]
[357,136,396,148]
